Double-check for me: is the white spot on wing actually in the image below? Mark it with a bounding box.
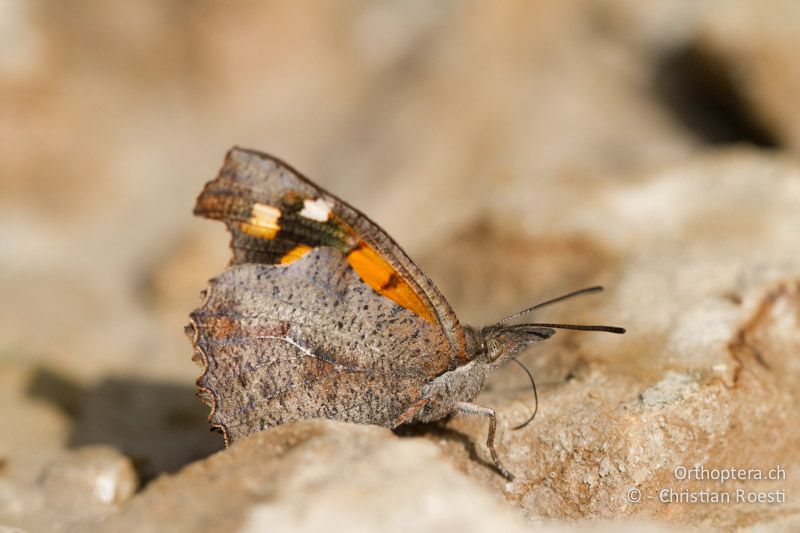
[299,197,332,222]
[251,203,281,226]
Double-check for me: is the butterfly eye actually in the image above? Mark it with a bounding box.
[486,338,504,362]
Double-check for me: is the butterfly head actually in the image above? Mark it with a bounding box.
[475,324,556,368]
[470,286,626,369]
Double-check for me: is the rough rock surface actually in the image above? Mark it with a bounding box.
[2,1,800,532]
[89,420,530,533]
[419,150,800,530]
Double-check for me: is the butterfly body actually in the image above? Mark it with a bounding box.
[189,147,622,479]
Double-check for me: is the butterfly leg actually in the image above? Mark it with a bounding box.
[393,397,430,426]
[455,402,514,481]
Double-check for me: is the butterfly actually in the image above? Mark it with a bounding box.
[187,147,624,479]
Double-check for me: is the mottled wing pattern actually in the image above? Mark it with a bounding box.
[189,248,452,443]
[194,147,466,360]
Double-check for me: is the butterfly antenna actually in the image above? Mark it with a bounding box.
[511,357,538,430]
[508,323,626,334]
[499,286,606,324]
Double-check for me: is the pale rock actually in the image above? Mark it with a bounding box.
[39,446,138,509]
[90,421,529,533]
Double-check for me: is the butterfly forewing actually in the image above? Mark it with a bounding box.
[194,147,466,359]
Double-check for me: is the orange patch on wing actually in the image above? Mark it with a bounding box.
[346,244,435,323]
[238,203,281,239]
[280,244,312,264]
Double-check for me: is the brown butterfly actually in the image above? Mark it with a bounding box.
[187,147,624,479]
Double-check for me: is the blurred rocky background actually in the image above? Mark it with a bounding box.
[1,1,799,531]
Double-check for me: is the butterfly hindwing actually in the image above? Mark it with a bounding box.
[189,248,452,442]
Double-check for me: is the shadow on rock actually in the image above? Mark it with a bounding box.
[394,421,502,478]
[27,368,224,483]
